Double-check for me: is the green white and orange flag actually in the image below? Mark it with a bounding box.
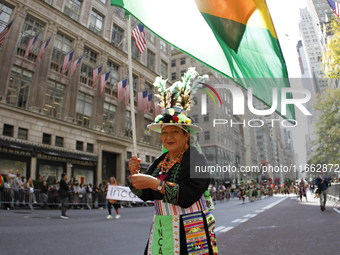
[111,0,294,119]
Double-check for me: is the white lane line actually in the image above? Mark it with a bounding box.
[239,219,248,223]
[231,219,241,223]
[334,208,340,215]
[215,226,226,232]
[220,227,234,233]
[243,214,252,218]
[249,214,257,218]
[255,210,264,213]
[262,197,287,210]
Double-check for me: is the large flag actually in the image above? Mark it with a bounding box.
[327,0,340,18]
[61,50,74,75]
[145,93,152,114]
[132,23,147,54]
[70,55,84,76]
[116,78,129,103]
[36,36,52,64]
[154,101,163,117]
[110,0,294,119]
[137,90,148,112]
[0,18,15,45]
[92,65,103,87]
[100,71,111,94]
[23,33,40,59]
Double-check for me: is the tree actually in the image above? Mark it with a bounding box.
[310,88,340,164]
[324,19,340,78]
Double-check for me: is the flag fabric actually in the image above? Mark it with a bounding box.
[116,78,128,103]
[0,18,15,45]
[145,93,152,114]
[123,84,130,106]
[61,50,74,75]
[137,90,148,112]
[92,65,103,87]
[154,101,163,117]
[36,36,52,64]
[327,0,340,18]
[70,56,84,76]
[132,23,147,54]
[100,71,111,94]
[23,33,40,59]
[110,0,294,120]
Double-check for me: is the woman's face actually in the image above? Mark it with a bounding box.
[160,125,189,154]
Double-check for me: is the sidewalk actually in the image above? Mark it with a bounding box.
[217,192,340,255]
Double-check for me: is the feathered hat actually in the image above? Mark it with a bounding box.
[147,67,221,134]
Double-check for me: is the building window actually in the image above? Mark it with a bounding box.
[127,151,132,159]
[55,136,64,147]
[144,127,152,144]
[204,113,209,122]
[18,128,28,140]
[111,23,124,48]
[204,131,210,140]
[160,40,167,53]
[64,0,82,21]
[3,124,14,137]
[146,155,150,163]
[89,9,104,36]
[125,111,132,138]
[51,32,73,72]
[131,40,140,60]
[86,143,94,153]
[76,92,93,127]
[76,141,84,151]
[80,47,99,86]
[105,60,120,97]
[171,60,176,67]
[180,57,186,65]
[171,72,176,81]
[102,102,116,134]
[192,114,198,123]
[42,133,52,145]
[44,80,65,119]
[146,31,155,43]
[6,66,33,109]
[0,3,13,31]
[161,60,168,79]
[17,16,44,59]
[180,70,185,77]
[147,50,155,71]
[114,7,125,19]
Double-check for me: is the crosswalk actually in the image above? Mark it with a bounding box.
[214,197,287,234]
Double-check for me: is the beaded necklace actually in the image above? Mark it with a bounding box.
[157,149,186,175]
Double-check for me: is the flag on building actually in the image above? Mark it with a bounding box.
[132,23,147,54]
[61,50,74,75]
[36,36,52,64]
[327,0,340,18]
[100,71,111,94]
[137,90,148,112]
[0,18,15,45]
[116,78,128,103]
[145,93,152,114]
[154,101,163,117]
[124,84,130,106]
[110,0,294,120]
[70,55,84,76]
[92,65,103,87]
[23,33,40,59]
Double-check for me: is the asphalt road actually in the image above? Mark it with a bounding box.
[1,193,339,255]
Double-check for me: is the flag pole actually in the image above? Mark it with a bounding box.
[127,15,138,158]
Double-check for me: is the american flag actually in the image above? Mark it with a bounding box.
[137,90,148,112]
[132,23,147,54]
[99,71,111,94]
[23,33,40,59]
[92,65,103,87]
[116,78,129,103]
[145,93,153,114]
[61,50,74,75]
[70,55,84,76]
[327,0,340,18]
[154,101,163,117]
[0,18,15,45]
[36,36,52,64]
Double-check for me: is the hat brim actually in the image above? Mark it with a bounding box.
[147,123,202,133]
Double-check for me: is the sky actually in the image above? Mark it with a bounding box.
[267,0,310,166]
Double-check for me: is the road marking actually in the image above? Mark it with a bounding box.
[334,208,340,215]
[239,219,248,223]
[220,227,234,232]
[215,226,226,232]
[249,214,257,218]
[262,197,287,210]
[255,210,264,213]
[231,219,241,223]
[243,214,252,217]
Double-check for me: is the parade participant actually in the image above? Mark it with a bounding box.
[298,178,308,202]
[315,172,329,211]
[58,172,70,219]
[129,68,218,254]
[106,177,121,219]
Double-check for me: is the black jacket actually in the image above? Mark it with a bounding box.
[58,178,69,197]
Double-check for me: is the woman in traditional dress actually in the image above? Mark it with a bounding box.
[129,68,218,254]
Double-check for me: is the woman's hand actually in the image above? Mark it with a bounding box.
[129,174,160,190]
[128,156,141,175]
